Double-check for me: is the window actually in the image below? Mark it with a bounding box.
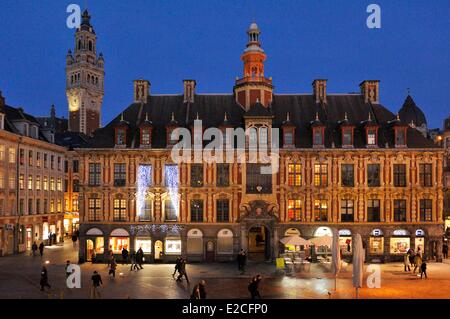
[36,199,40,214]
[50,178,55,191]
[19,199,24,215]
[0,172,4,189]
[89,163,101,186]
[36,152,41,167]
[217,229,233,254]
[393,164,406,187]
[139,198,152,221]
[19,149,25,165]
[113,197,127,221]
[216,164,230,187]
[341,164,354,187]
[43,177,48,191]
[72,198,79,211]
[420,199,432,222]
[28,199,33,214]
[43,199,47,214]
[368,199,380,222]
[73,160,79,173]
[314,199,328,222]
[288,164,302,186]
[190,199,204,222]
[342,129,353,146]
[190,164,203,187]
[395,128,406,146]
[114,163,126,186]
[0,145,4,161]
[394,199,407,222]
[73,179,79,192]
[164,164,179,187]
[28,176,33,190]
[57,178,62,191]
[9,148,15,164]
[51,155,54,169]
[88,198,101,221]
[249,128,258,148]
[419,164,432,187]
[341,199,354,222]
[284,132,293,146]
[314,164,328,187]
[44,154,48,168]
[313,129,323,146]
[259,127,268,146]
[246,164,272,194]
[116,128,126,145]
[19,174,24,190]
[288,199,302,221]
[64,179,68,192]
[36,176,41,191]
[9,175,14,189]
[28,151,33,166]
[216,199,229,222]
[50,199,55,213]
[367,128,377,145]
[165,200,177,221]
[367,164,380,187]
[141,129,151,145]
[57,199,62,212]
[64,160,68,173]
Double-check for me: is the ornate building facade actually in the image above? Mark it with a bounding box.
[75,22,444,263]
[66,10,104,136]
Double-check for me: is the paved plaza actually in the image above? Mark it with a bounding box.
[1,241,450,299]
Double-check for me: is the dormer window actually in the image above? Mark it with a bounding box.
[395,127,407,146]
[342,128,353,146]
[367,128,377,145]
[313,128,324,147]
[115,113,129,147]
[282,113,295,148]
[0,114,4,130]
[284,131,293,146]
[141,129,151,146]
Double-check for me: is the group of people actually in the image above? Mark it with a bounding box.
[31,242,45,257]
[173,257,189,283]
[404,247,427,279]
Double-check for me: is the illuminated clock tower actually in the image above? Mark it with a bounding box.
[66,9,104,136]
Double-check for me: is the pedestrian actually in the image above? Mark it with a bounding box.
[190,280,207,299]
[91,271,103,299]
[248,275,262,299]
[408,248,415,268]
[121,247,129,264]
[129,250,139,271]
[40,266,51,291]
[65,260,72,278]
[237,250,243,271]
[173,257,181,277]
[107,250,114,267]
[31,242,38,257]
[403,252,411,272]
[136,247,144,269]
[39,242,44,257]
[176,258,190,284]
[240,250,247,273]
[53,233,57,244]
[443,243,448,259]
[109,259,117,278]
[413,252,422,274]
[420,261,428,279]
[48,232,52,246]
[71,234,77,248]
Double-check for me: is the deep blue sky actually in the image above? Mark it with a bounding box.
[0,0,448,128]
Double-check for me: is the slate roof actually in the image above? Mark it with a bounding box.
[55,131,90,150]
[398,95,427,127]
[83,93,438,149]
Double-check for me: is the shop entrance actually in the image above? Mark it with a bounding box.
[154,240,163,261]
[26,228,32,250]
[86,239,94,262]
[248,225,270,261]
[206,241,215,262]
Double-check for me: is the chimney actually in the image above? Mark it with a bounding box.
[360,80,380,104]
[134,79,150,103]
[312,79,327,104]
[183,80,196,103]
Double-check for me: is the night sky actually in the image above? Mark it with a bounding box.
[0,0,448,128]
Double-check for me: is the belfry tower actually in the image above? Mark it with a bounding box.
[234,22,273,110]
[66,10,104,136]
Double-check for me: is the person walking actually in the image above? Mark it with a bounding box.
[173,257,182,277]
[240,250,247,273]
[129,250,139,271]
[71,234,78,248]
[107,250,114,267]
[443,243,448,259]
[408,248,415,269]
[136,247,144,269]
[176,258,190,284]
[121,247,129,265]
[109,259,117,278]
[413,252,423,274]
[65,260,72,278]
[420,261,428,279]
[191,280,207,299]
[31,242,38,257]
[40,266,51,291]
[248,275,262,299]
[39,242,44,257]
[91,271,103,299]
[403,252,411,272]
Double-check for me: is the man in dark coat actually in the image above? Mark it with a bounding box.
[248,275,262,299]
[40,266,51,291]
[91,271,103,299]
[136,247,144,269]
[173,257,182,277]
[121,247,129,264]
[443,243,448,259]
[39,242,44,257]
[176,258,190,283]
[191,280,207,299]
[31,242,38,257]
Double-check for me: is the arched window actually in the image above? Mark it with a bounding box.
[187,229,203,255]
[314,227,332,237]
[284,228,301,237]
[217,229,233,254]
[78,40,82,50]
[89,41,93,51]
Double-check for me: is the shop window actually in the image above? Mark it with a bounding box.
[341,164,354,187]
[314,227,332,237]
[393,164,406,187]
[314,164,328,187]
[419,199,432,221]
[288,199,302,221]
[369,237,384,254]
[190,199,204,222]
[109,237,129,253]
[190,164,204,187]
[367,164,380,187]
[187,229,203,255]
[216,199,229,222]
[393,199,407,222]
[95,237,104,254]
[135,238,152,253]
[165,239,182,255]
[367,199,380,222]
[217,229,233,254]
[288,163,302,186]
[216,164,229,187]
[285,228,301,237]
[314,199,328,222]
[340,199,354,222]
[419,164,432,187]
[390,237,410,255]
[339,236,352,255]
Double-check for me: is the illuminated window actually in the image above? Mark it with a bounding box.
[50,200,55,213]
[28,150,33,166]
[43,177,48,191]
[36,176,41,191]
[367,128,377,145]
[113,197,127,222]
[368,199,380,222]
[341,199,354,222]
[28,176,33,190]
[0,145,4,161]
[165,239,182,254]
[139,198,152,222]
[164,200,177,221]
[287,199,302,221]
[36,152,41,167]
[0,171,4,189]
[57,178,62,191]
[9,148,15,164]
[88,198,101,221]
[141,130,151,145]
[314,199,328,222]
[19,174,24,190]
[57,199,62,212]
[419,164,432,187]
[72,198,79,211]
[50,178,55,191]
[288,164,302,186]
[135,238,152,253]
[314,164,328,187]
[9,175,14,189]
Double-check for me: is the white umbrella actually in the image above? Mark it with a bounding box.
[331,230,341,291]
[352,233,364,299]
[280,235,311,246]
[310,235,332,247]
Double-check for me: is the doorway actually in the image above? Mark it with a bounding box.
[154,240,163,261]
[206,241,215,262]
[248,225,270,261]
[86,239,94,262]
